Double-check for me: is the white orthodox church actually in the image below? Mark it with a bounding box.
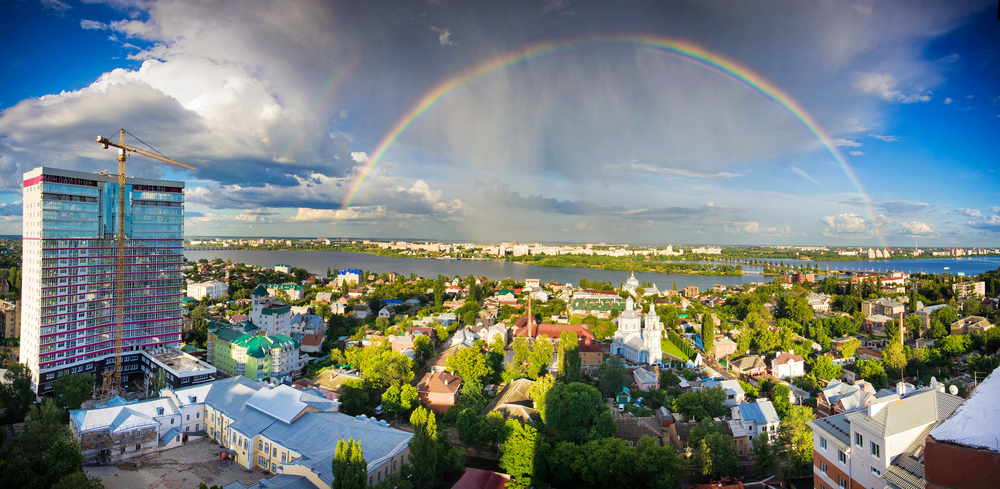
[611,297,663,365]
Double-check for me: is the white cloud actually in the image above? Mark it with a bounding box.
[790,166,822,186]
[833,139,863,148]
[899,221,933,235]
[430,27,453,46]
[81,20,107,30]
[937,53,960,63]
[871,135,900,142]
[725,221,760,234]
[966,95,974,99]
[41,0,71,13]
[990,206,1000,213]
[853,72,932,103]
[944,97,953,105]
[289,207,387,222]
[954,208,981,217]
[849,151,865,156]
[351,152,370,163]
[823,213,871,233]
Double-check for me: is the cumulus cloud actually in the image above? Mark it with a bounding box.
[853,72,932,103]
[289,207,388,222]
[849,151,865,156]
[842,198,932,216]
[81,20,107,30]
[952,208,981,217]
[351,152,370,163]
[899,221,934,235]
[0,200,22,217]
[430,27,453,46]
[944,97,953,104]
[823,213,871,233]
[725,221,760,234]
[991,206,1000,213]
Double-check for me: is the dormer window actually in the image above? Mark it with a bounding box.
[157,407,164,415]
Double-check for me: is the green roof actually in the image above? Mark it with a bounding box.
[238,334,299,359]
[266,283,303,291]
[214,327,251,343]
[499,289,517,296]
[262,305,291,316]
[251,285,269,297]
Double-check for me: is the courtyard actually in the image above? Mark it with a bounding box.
[84,436,268,489]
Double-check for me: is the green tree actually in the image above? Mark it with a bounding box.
[338,379,371,415]
[694,432,739,478]
[52,373,93,417]
[408,407,438,489]
[500,420,542,489]
[810,356,842,380]
[331,438,367,489]
[751,433,777,477]
[558,330,582,383]
[527,336,555,380]
[672,386,728,421]
[573,437,638,487]
[547,441,580,488]
[347,345,414,391]
[938,334,972,356]
[771,384,792,419]
[839,337,861,359]
[455,409,481,446]
[54,473,106,489]
[445,347,491,384]
[0,362,36,424]
[702,313,716,356]
[527,374,555,421]
[544,382,616,443]
[855,359,889,390]
[779,405,814,477]
[659,370,681,388]
[381,384,418,420]
[597,356,630,396]
[883,341,907,372]
[0,399,85,488]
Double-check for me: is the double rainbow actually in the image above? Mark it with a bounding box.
[341,34,885,246]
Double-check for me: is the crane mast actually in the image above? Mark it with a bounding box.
[95,129,195,397]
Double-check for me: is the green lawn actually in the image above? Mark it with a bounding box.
[661,337,689,361]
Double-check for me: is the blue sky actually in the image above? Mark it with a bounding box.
[1,0,998,247]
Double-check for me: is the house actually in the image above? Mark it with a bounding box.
[732,399,781,443]
[330,302,347,315]
[711,336,738,359]
[915,304,953,333]
[187,280,229,301]
[290,314,326,336]
[806,292,833,313]
[347,288,363,299]
[950,316,993,335]
[616,386,632,405]
[480,378,539,422]
[701,379,745,407]
[69,396,183,464]
[856,347,883,361]
[771,351,805,379]
[416,371,463,414]
[579,338,605,367]
[683,285,699,298]
[447,328,481,349]
[315,292,334,303]
[159,377,411,487]
[497,289,518,305]
[633,368,659,391]
[335,269,362,286]
[730,355,767,377]
[817,379,880,416]
[353,304,370,320]
[524,278,541,289]
[614,417,665,446]
[299,333,325,354]
[378,306,396,319]
[925,369,1000,489]
[861,297,905,318]
[809,384,963,489]
[726,418,751,458]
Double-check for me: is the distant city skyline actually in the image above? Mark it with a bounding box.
[1,1,999,246]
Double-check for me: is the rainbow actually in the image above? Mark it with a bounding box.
[342,34,886,246]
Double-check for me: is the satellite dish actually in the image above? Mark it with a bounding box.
[930,377,938,389]
[949,385,959,396]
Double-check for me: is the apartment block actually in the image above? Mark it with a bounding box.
[0,299,20,338]
[21,167,212,394]
[186,280,228,301]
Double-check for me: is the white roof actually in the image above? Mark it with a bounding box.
[71,397,178,433]
[930,368,1000,451]
[246,384,308,424]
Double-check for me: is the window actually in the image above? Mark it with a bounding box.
[271,463,277,472]
[378,472,382,482]
[282,453,286,463]
[121,447,126,454]
[871,466,882,477]
[258,456,267,466]
[820,437,827,450]
[821,462,827,474]
[265,443,270,453]
[870,442,880,459]
[136,444,141,451]
[186,414,190,421]
[211,413,215,422]
[393,460,396,471]
[273,447,277,457]
[838,476,846,488]
[838,450,847,464]
[259,440,264,451]
[196,412,200,419]
[170,418,174,425]
[855,432,863,448]
[195,423,199,431]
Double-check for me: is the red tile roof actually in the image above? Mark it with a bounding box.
[301,333,324,348]
[773,352,805,365]
[451,468,509,489]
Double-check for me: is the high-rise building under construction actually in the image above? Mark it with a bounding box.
[21,167,214,395]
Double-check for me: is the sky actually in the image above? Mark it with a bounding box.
[1,0,999,247]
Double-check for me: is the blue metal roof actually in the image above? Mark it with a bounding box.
[739,401,780,426]
[161,427,182,447]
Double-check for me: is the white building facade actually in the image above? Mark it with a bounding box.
[610,297,663,365]
[186,280,228,301]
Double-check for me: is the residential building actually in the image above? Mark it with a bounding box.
[711,336,737,359]
[925,369,1000,489]
[806,292,833,313]
[952,281,986,299]
[610,298,663,365]
[163,377,412,487]
[701,379,745,407]
[186,280,228,301]
[614,416,665,446]
[299,333,324,354]
[771,351,805,380]
[208,321,303,381]
[732,399,780,442]
[416,370,462,414]
[69,395,184,464]
[353,304,370,320]
[683,285,699,298]
[249,285,292,337]
[861,297,905,318]
[730,355,767,377]
[808,384,963,489]
[915,304,953,334]
[290,314,325,336]
[633,367,658,391]
[817,379,897,417]
[335,269,362,286]
[949,316,993,335]
[378,306,396,319]
[480,378,539,422]
[579,337,604,367]
[20,167,192,394]
[726,418,751,458]
[274,264,291,274]
[0,299,20,339]
[265,283,303,302]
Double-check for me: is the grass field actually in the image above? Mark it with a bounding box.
[660,337,689,361]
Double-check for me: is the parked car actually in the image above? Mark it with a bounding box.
[618,404,625,413]
[375,405,384,415]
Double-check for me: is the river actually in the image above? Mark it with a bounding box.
[183,249,1000,290]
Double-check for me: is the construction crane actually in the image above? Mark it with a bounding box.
[94,129,195,397]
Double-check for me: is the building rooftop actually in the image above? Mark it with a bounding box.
[147,347,216,375]
[929,368,1000,451]
[738,400,780,426]
[481,378,539,422]
[845,387,963,439]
